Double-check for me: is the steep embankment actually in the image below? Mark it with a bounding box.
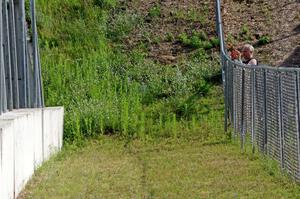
[115,0,218,64]
[222,0,300,66]
[36,0,222,143]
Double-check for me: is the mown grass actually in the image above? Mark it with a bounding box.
[19,136,300,199]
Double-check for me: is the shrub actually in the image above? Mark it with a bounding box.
[258,35,271,45]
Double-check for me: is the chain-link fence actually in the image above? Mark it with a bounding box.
[216,0,300,180]
[0,0,44,115]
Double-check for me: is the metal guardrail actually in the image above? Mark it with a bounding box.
[0,0,43,115]
[216,0,300,180]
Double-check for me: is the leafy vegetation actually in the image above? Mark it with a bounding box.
[178,31,219,50]
[148,4,162,18]
[257,35,271,45]
[36,0,221,144]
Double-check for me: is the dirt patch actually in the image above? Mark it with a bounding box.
[116,0,299,66]
[222,0,300,66]
[119,0,217,64]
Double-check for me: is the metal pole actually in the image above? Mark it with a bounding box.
[251,69,256,153]
[241,68,245,150]
[31,0,39,107]
[9,0,19,109]
[31,0,43,107]
[233,64,237,134]
[25,34,33,108]
[37,43,44,107]
[278,71,284,169]
[3,0,13,111]
[0,0,3,114]
[295,71,300,179]
[0,0,8,114]
[14,0,27,108]
[224,56,228,132]
[263,69,268,153]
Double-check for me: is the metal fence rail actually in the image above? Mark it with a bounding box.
[216,0,300,180]
[0,0,43,115]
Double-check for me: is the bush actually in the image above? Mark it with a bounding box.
[258,35,271,45]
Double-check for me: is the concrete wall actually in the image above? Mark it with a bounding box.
[0,107,64,199]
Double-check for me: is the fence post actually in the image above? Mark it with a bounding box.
[263,69,268,153]
[233,64,237,135]
[278,71,284,169]
[223,55,228,132]
[295,71,300,179]
[228,62,233,124]
[251,69,256,153]
[241,68,245,150]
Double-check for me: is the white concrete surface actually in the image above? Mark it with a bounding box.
[0,107,64,199]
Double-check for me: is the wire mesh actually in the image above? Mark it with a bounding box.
[215,0,300,181]
[254,68,266,152]
[281,72,299,178]
[227,61,234,123]
[244,68,252,134]
[233,65,243,134]
[265,70,281,162]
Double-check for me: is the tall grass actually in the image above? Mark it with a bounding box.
[36,0,223,144]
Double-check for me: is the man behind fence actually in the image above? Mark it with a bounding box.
[241,44,257,65]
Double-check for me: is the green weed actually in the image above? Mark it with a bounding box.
[258,35,271,45]
[149,4,161,18]
[178,31,218,50]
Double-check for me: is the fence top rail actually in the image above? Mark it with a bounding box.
[216,0,299,72]
[223,54,300,72]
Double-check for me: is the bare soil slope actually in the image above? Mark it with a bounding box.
[222,0,300,66]
[120,0,299,66]
[118,0,217,64]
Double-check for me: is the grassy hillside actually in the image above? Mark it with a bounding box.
[18,1,300,198]
[36,0,222,143]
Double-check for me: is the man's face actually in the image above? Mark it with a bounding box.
[242,48,252,59]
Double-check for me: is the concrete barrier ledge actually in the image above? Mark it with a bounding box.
[0,107,64,199]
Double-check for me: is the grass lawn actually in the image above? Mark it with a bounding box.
[19,136,300,199]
